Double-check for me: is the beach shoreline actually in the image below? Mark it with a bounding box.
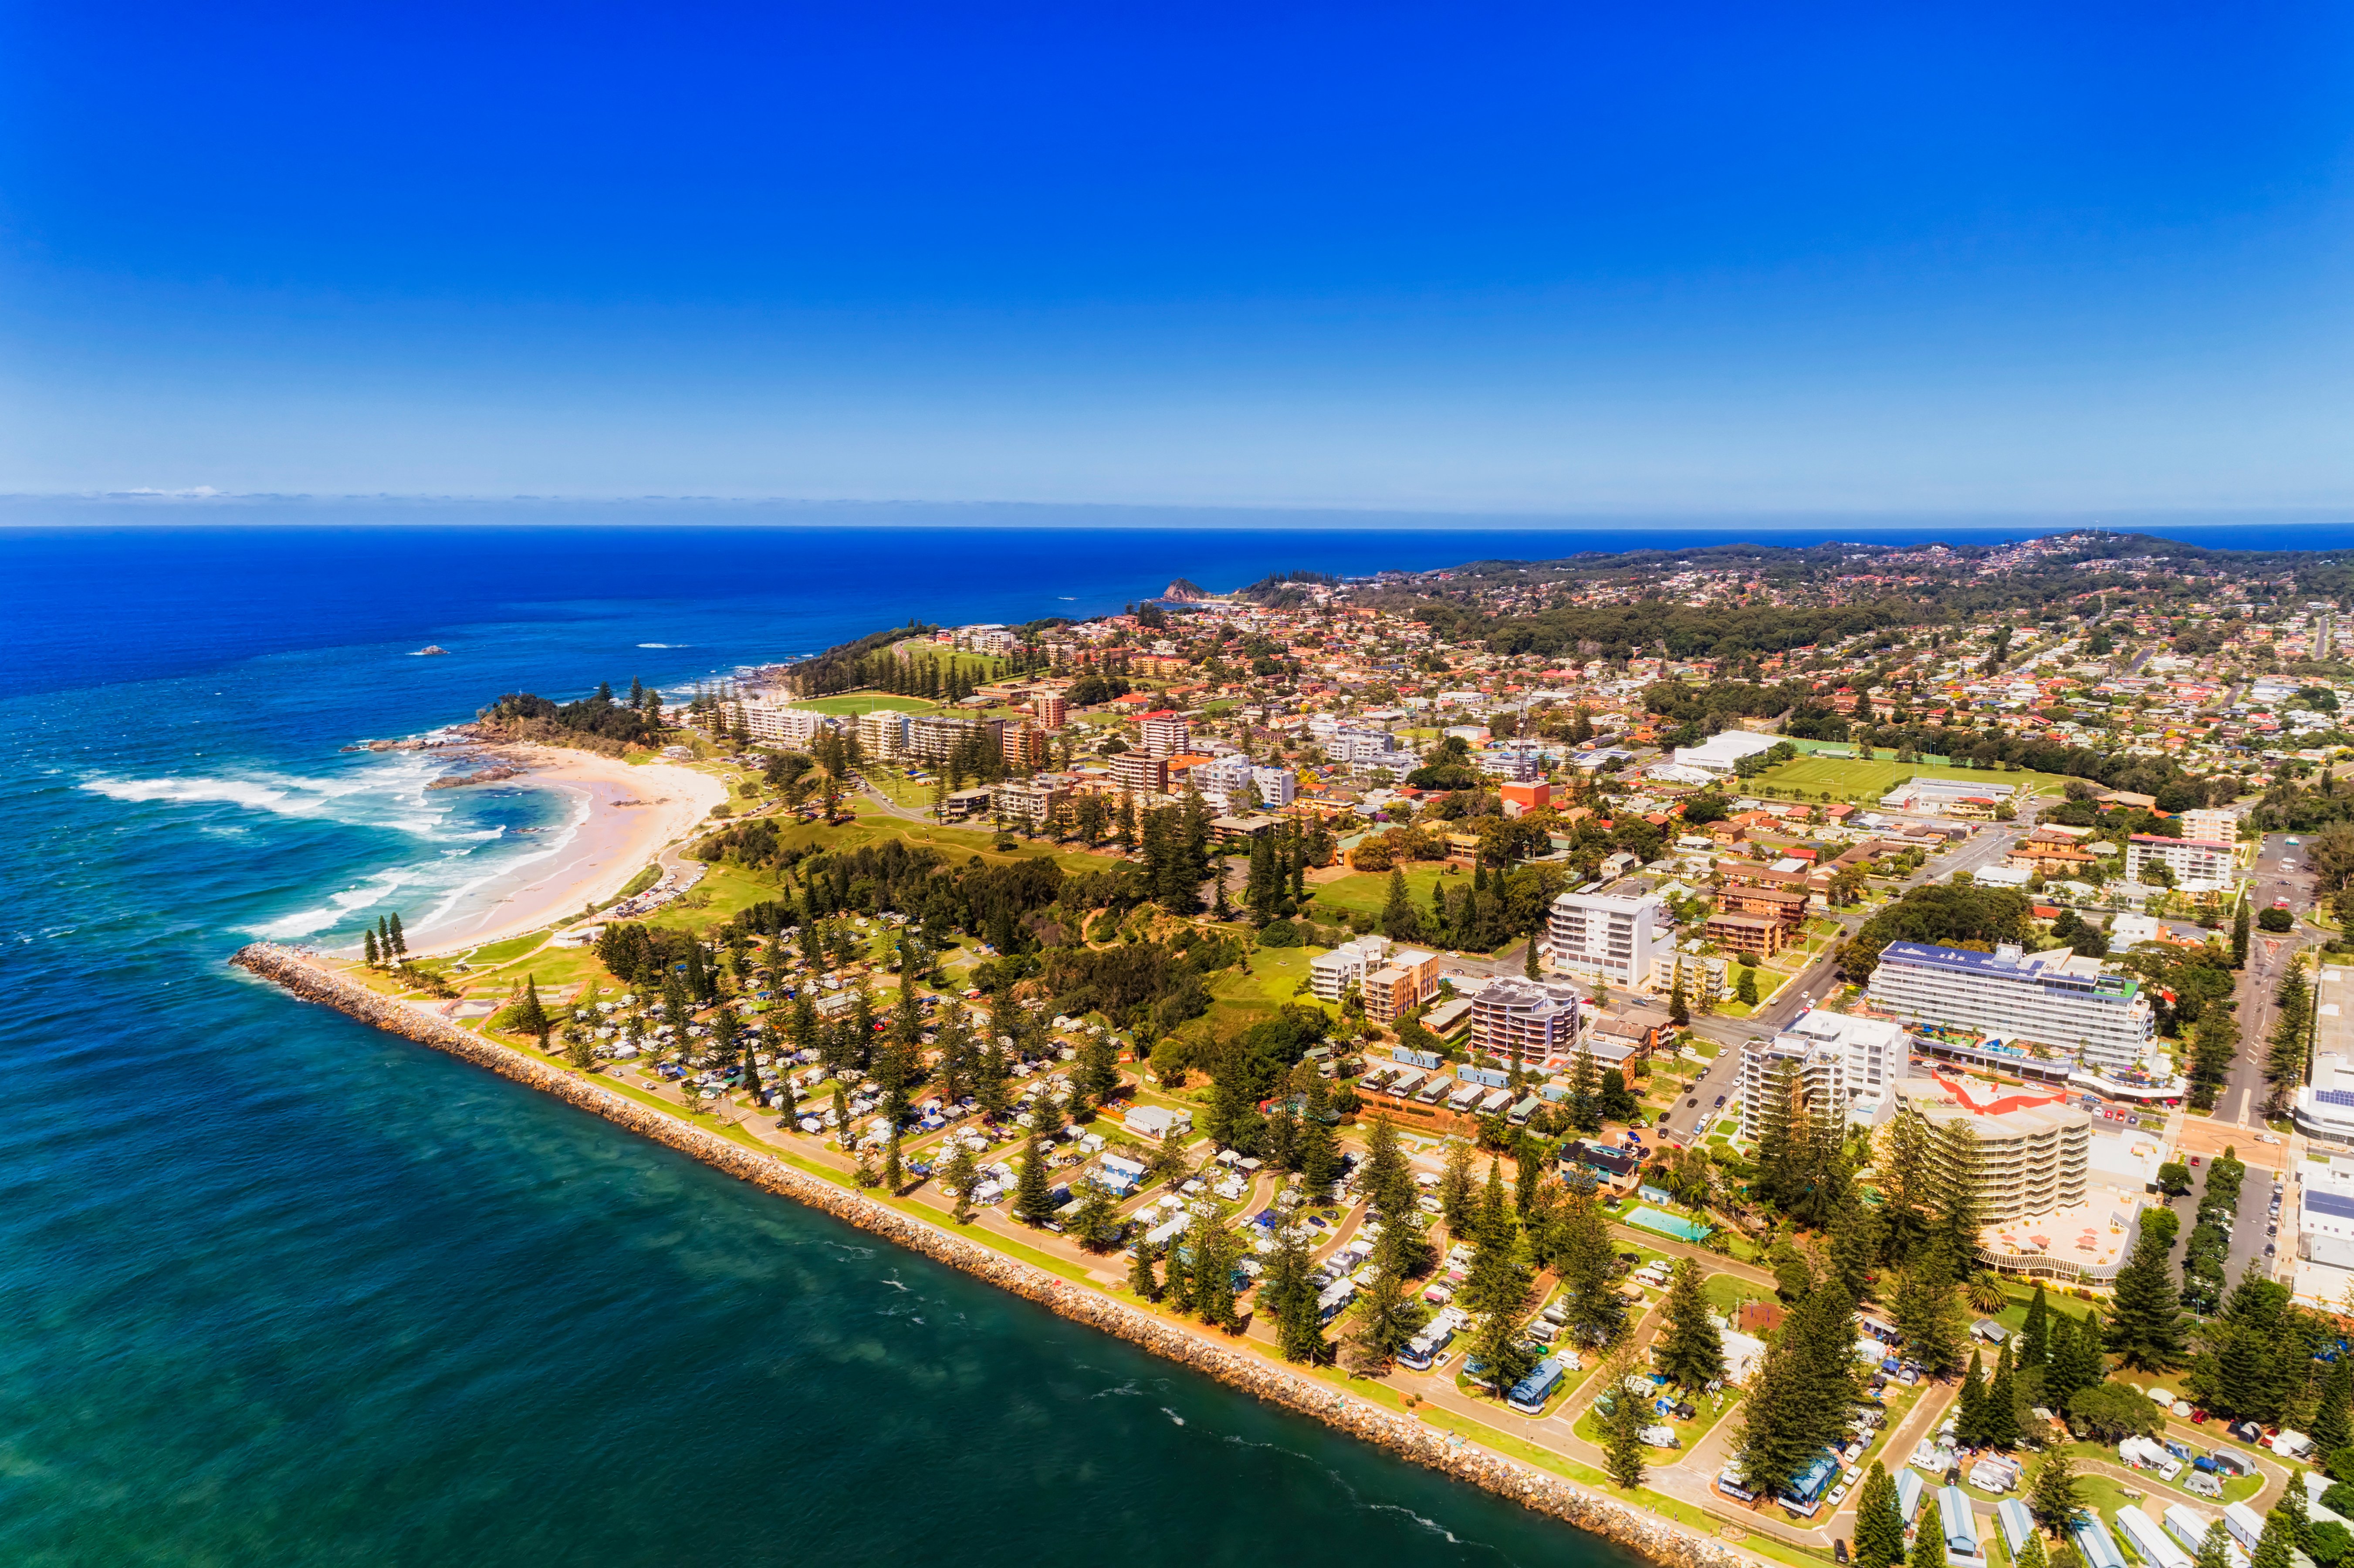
[408,747,727,956]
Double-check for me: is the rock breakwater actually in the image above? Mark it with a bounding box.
[230,941,1769,1568]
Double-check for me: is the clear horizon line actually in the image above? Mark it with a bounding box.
[6,492,2354,529]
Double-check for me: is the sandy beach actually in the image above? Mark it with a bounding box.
[407,748,729,956]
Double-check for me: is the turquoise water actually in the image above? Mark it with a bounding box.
[1623,1207,1712,1243]
[0,521,1661,1566]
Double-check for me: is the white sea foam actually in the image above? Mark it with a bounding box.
[637,642,685,648]
[81,752,590,944]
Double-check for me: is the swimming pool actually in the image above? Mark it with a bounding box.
[1625,1205,1711,1243]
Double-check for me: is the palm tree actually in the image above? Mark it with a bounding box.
[1967,1271,2010,1315]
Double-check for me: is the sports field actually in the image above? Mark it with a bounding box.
[791,692,944,716]
[1748,755,2075,803]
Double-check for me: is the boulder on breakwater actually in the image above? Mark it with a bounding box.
[228,942,1769,1568]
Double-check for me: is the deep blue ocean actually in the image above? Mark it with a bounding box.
[3,514,2344,1565]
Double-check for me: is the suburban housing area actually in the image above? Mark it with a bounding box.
[338,533,2354,1568]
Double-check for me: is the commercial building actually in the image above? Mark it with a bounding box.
[1669,730,1781,775]
[1309,935,1394,1003]
[1475,749,1539,782]
[1469,977,1584,1064]
[1548,889,1667,992]
[1362,949,1441,1026]
[1867,942,2154,1075]
[1210,813,1282,844]
[1499,781,1552,818]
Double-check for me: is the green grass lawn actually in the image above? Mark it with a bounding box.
[1203,944,1329,1032]
[1704,1271,1771,1316]
[1306,866,1453,920]
[792,692,946,717]
[467,931,555,964]
[1748,755,2074,805]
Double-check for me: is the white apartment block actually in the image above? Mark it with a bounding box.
[1197,758,1295,814]
[1325,728,1403,763]
[990,774,1070,825]
[1308,935,1393,1003]
[904,714,1002,766]
[1784,1009,1907,1103]
[856,709,911,761]
[734,693,832,747]
[2176,808,2239,848]
[1737,1034,1847,1142]
[1469,977,1583,1063]
[1734,1010,1908,1139]
[1140,715,1191,757]
[1547,889,1666,992]
[1867,942,2154,1075]
[2125,834,2236,889]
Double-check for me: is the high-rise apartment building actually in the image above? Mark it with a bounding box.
[857,709,911,761]
[1001,724,1048,770]
[1547,889,1667,992]
[1033,693,1068,730]
[904,714,1005,766]
[1469,977,1584,1063]
[734,692,831,747]
[1139,712,1191,757]
[2125,834,2236,889]
[1308,935,1393,1003]
[1735,1010,1909,1138]
[1362,949,1441,1025]
[1867,942,2153,1075]
[1108,751,1169,798]
[1886,1078,2090,1223]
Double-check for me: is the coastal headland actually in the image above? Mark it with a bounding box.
[232,941,1765,1568]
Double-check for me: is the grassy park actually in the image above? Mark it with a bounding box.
[792,692,946,716]
[1747,754,2074,804]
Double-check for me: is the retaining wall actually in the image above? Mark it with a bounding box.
[232,942,1770,1568]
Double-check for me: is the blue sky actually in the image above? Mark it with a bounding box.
[3,1,2352,511]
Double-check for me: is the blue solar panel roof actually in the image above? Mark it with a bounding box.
[2319,1088,2354,1109]
[2306,1191,2354,1221]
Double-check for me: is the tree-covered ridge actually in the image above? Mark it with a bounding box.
[476,680,663,754]
[786,622,940,697]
